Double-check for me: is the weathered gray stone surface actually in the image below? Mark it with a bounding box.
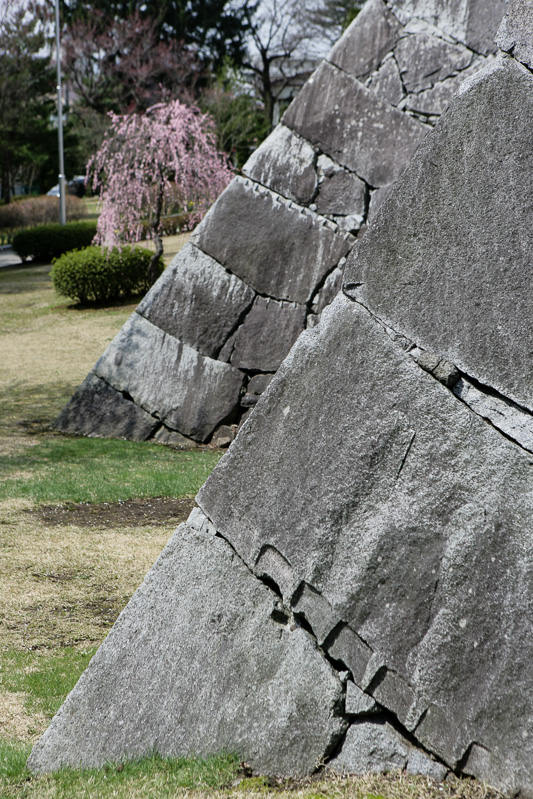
[345,57,533,412]
[221,297,307,372]
[330,721,409,774]
[497,0,533,68]
[310,267,344,321]
[243,125,317,205]
[137,243,254,359]
[210,424,237,448]
[464,0,509,53]
[390,0,508,54]
[28,524,346,775]
[247,373,274,397]
[414,350,459,387]
[199,294,533,794]
[333,719,449,780]
[394,33,473,93]
[405,750,448,781]
[345,681,378,716]
[367,56,404,106]
[192,178,352,303]
[316,169,366,219]
[94,315,243,441]
[404,56,489,115]
[54,373,159,441]
[328,0,402,78]
[367,184,394,223]
[283,61,428,187]
[153,426,195,448]
[452,377,533,453]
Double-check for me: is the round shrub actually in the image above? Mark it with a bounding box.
[51,245,162,304]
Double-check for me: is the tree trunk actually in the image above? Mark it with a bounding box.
[147,182,165,285]
[2,157,11,204]
[147,231,163,285]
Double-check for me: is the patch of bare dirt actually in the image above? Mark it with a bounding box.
[28,497,196,528]
[0,691,47,742]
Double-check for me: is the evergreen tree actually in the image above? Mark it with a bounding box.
[60,0,257,71]
[309,0,363,40]
[0,1,58,201]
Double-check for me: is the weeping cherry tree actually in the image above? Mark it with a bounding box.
[88,98,233,282]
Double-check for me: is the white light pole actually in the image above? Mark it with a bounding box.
[54,0,66,225]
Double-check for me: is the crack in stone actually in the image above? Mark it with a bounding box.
[90,370,162,424]
[212,294,256,360]
[342,291,533,456]
[188,502,463,776]
[452,376,533,456]
[236,177,351,236]
[307,259,347,310]
[396,431,416,478]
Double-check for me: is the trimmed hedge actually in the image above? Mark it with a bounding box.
[51,245,162,304]
[12,221,98,262]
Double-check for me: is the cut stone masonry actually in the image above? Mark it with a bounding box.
[29,4,533,795]
[55,0,506,446]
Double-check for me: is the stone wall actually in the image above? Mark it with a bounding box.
[55,0,506,445]
[28,5,533,796]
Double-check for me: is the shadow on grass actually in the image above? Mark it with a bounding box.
[65,292,147,312]
[0,382,85,436]
[0,435,222,504]
[0,264,53,294]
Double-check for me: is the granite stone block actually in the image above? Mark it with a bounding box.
[94,314,244,441]
[496,0,533,68]
[283,61,427,187]
[328,0,402,78]
[223,296,307,372]
[137,242,254,359]
[243,125,317,205]
[394,33,473,93]
[54,372,159,441]
[193,178,352,303]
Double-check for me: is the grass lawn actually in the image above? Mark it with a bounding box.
[0,256,501,799]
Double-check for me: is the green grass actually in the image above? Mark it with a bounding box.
[0,648,97,720]
[1,745,241,797]
[0,437,222,504]
[0,741,32,780]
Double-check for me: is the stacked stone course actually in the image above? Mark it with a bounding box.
[56,0,506,446]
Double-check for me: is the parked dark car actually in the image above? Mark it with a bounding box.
[46,176,87,198]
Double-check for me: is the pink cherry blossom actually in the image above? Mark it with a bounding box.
[88,99,233,249]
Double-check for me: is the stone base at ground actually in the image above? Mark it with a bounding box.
[55,373,159,441]
[28,523,346,777]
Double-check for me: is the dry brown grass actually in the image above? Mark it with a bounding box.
[0,265,138,454]
[226,772,503,799]
[0,252,185,750]
[0,498,174,653]
[0,233,189,453]
[0,691,47,743]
